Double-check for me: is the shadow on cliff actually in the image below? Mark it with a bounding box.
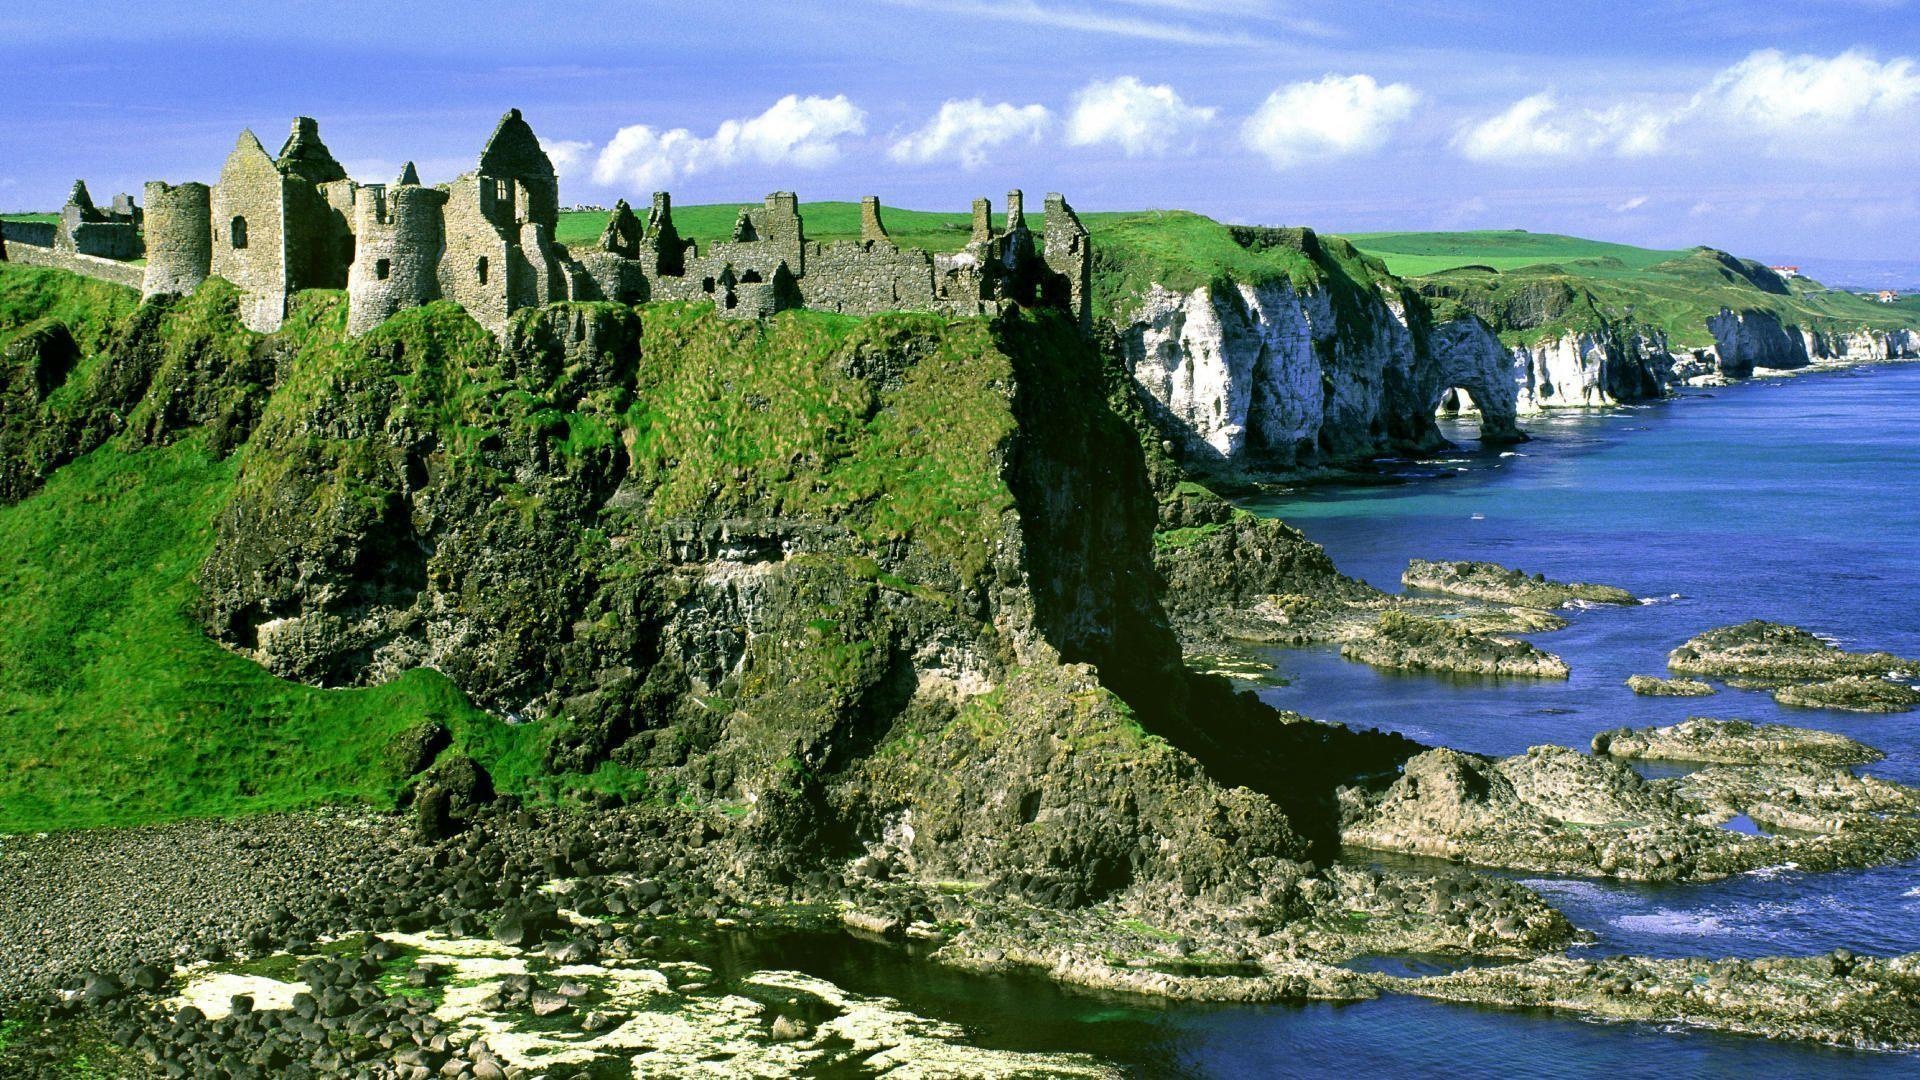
[996,311,1420,862]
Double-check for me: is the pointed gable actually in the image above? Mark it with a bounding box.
[396,161,421,187]
[477,108,556,183]
[221,129,278,182]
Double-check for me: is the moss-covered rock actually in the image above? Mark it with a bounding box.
[1592,717,1882,767]
[1626,674,1716,697]
[1774,675,1920,713]
[1341,610,1570,678]
[1668,620,1916,679]
[1403,559,1636,608]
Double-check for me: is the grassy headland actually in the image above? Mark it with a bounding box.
[1341,228,1912,348]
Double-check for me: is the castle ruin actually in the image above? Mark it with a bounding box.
[1,110,1092,338]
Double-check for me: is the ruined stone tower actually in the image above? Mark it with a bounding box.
[438,109,567,335]
[347,180,449,335]
[141,181,212,298]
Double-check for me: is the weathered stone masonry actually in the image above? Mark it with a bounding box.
[2,109,1094,338]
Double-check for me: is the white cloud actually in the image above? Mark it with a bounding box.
[1066,76,1216,157]
[592,94,867,189]
[889,99,1051,169]
[1241,73,1419,169]
[1460,49,1917,166]
[545,139,594,179]
[1610,195,1649,213]
[1698,48,1920,132]
[1456,93,1670,163]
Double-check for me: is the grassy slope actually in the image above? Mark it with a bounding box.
[0,261,1039,831]
[1340,229,1912,348]
[1341,229,1686,278]
[1,213,58,224]
[557,202,1005,253]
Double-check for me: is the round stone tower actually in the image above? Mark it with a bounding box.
[141,181,212,299]
[348,182,448,336]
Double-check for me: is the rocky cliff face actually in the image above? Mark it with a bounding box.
[1508,328,1676,411]
[1,263,1427,913]
[1704,311,1920,377]
[1113,279,1519,473]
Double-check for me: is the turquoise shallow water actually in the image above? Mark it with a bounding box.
[758,362,1920,1077]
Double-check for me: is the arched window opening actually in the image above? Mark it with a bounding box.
[230,216,248,250]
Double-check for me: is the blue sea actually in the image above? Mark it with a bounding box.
[759,361,1920,1077]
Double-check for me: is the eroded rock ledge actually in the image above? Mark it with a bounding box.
[1403,559,1636,609]
[1339,739,1920,882]
[1593,718,1883,768]
[1669,621,1917,680]
[1340,611,1570,679]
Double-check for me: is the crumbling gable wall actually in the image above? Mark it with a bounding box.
[477,109,559,233]
[1043,193,1092,335]
[211,131,293,332]
[276,120,356,290]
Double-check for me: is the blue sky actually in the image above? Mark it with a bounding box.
[2,0,1916,266]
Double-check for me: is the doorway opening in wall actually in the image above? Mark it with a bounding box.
[230,216,248,249]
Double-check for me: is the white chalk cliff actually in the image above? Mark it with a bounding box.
[1116,280,1520,469]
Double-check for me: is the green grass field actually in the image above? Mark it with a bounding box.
[555,200,1174,257]
[0,213,58,224]
[557,201,999,253]
[1338,229,1688,278]
[1334,228,1911,348]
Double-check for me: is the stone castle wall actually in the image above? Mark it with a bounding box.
[3,240,145,290]
[210,131,294,332]
[1,221,56,248]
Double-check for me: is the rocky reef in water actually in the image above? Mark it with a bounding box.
[1403,558,1636,609]
[1593,717,1882,767]
[1340,738,1920,882]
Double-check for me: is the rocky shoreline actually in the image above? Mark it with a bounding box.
[10,788,1920,1073]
